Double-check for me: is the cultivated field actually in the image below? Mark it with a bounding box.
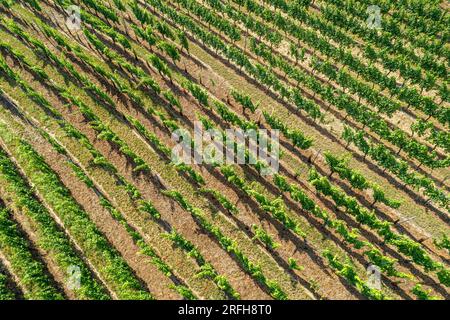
[0,0,448,300]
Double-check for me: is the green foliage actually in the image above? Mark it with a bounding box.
[148,53,172,78]
[342,127,449,211]
[131,24,157,47]
[157,41,180,63]
[412,284,439,300]
[323,251,387,300]
[170,284,197,300]
[156,21,175,40]
[263,111,313,150]
[0,272,14,300]
[433,234,450,254]
[0,206,63,300]
[309,168,447,284]
[162,190,286,299]
[222,166,305,238]
[288,257,303,271]
[0,130,150,299]
[163,230,240,299]
[183,80,209,107]
[231,90,259,113]
[199,188,238,214]
[252,224,280,249]
[0,147,109,300]
[139,200,161,219]
[177,31,189,52]
[163,90,182,113]
[68,162,94,188]
[174,163,205,185]
[130,0,154,25]
[324,152,401,209]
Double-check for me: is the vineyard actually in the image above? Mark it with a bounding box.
[0,0,448,301]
